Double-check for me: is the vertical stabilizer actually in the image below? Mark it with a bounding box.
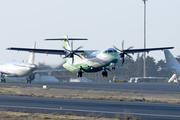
[28,42,36,64]
[164,50,180,68]
[164,50,180,76]
[63,35,71,51]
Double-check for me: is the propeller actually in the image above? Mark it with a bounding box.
[63,40,83,64]
[113,40,133,64]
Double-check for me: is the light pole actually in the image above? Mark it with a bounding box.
[143,0,147,78]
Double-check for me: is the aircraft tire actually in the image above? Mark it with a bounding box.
[105,72,108,77]
[77,71,82,77]
[0,79,3,83]
[3,79,6,83]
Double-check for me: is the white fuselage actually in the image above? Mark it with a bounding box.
[63,48,119,73]
[0,62,37,77]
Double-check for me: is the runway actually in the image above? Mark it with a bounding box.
[0,95,180,120]
[2,81,180,94]
[1,82,180,119]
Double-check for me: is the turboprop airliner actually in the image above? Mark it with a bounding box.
[7,35,174,77]
[1,42,66,83]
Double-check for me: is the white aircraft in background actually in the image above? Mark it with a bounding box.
[164,50,180,82]
[1,42,66,83]
[7,35,174,78]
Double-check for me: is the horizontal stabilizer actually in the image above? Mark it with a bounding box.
[44,38,88,41]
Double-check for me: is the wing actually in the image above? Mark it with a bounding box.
[124,47,174,54]
[33,69,68,74]
[6,48,66,55]
[0,71,15,76]
[6,47,96,57]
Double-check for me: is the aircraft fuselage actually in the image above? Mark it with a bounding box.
[63,48,119,73]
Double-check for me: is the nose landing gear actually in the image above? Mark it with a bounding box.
[77,66,84,77]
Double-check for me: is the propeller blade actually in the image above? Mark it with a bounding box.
[122,40,124,50]
[71,55,75,64]
[125,53,132,58]
[127,46,134,50]
[74,53,83,59]
[63,54,70,59]
[113,45,122,52]
[62,46,71,52]
[105,68,111,72]
[75,46,83,51]
[71,41,73,51]
[122,57,125,64]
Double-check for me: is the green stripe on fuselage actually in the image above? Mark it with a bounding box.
[105,53,118,57]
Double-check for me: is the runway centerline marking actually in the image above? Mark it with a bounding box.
[0,104,180,118]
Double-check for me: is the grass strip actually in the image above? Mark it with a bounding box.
[0,109,139,120]
[0,85,180,103]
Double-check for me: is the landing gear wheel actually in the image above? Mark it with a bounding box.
[1,79,6,83]
[26,77,32,84]
[102,71,108,77]
[77,72,82,77]
[111,67,115,70]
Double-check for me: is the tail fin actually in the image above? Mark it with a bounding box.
[164,50,180,68]
[44,35,87,51]
[28,42,36,64]
[63,35,71,51]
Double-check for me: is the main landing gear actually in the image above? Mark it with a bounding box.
[111,66,115,70]
[25,73,35,83]
[102,68,111,77]
[1,78,6,83]
[1,74,6,83]
[26,76,31,83]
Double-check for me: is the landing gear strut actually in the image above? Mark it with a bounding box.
[25,76,31,83]
[111,66,115,70]
[102,67,111,77]
[77,71,82,77]
[77,66,84,77]
[1,74,6,83]
[0,79,6,83]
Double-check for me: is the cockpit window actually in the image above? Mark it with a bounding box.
[108,50,113,53]
[113,50,118,53]
[104,49,118,53]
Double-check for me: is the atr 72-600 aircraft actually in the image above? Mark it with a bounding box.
[7,35,174,77]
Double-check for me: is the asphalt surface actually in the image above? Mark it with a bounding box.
[0,95,180,120]
[2,81,180,94]
[1,82,180,119]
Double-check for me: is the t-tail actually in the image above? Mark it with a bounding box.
[28,42,36,64]
[164,50,180,75]
[44,35,87,64]
[63,35,71,51]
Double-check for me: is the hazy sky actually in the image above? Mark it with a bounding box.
[0,0,179,66]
